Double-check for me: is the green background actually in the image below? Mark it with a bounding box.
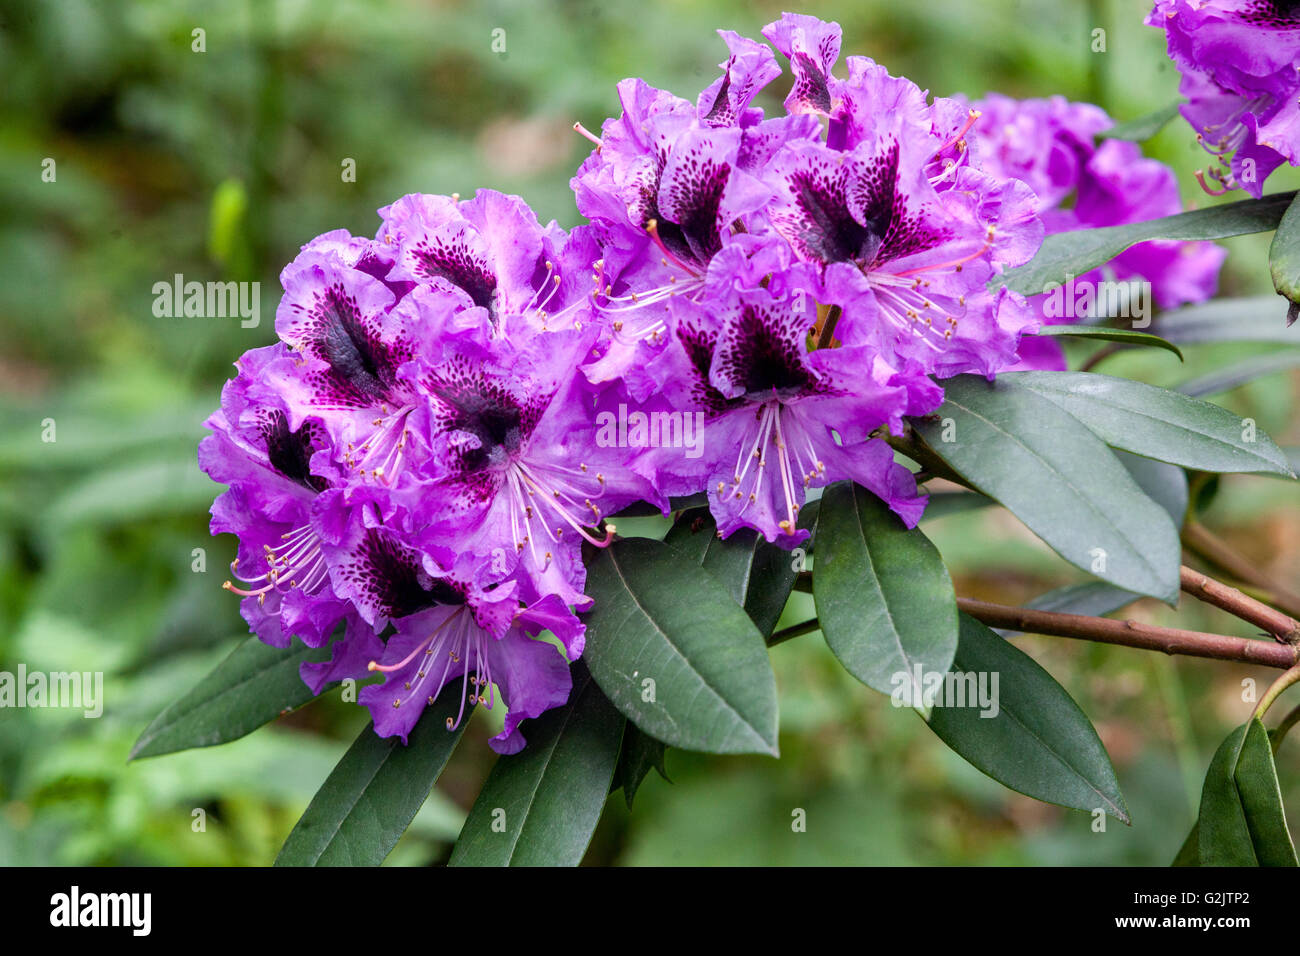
[1,0,1298,865]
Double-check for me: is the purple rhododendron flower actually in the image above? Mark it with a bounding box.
[766,54,1044,376]
[571,72,816,393]
[398,314,660,608]
[201,189,640,753]
[629,282,939,545]
[1075,138,1228,306]
[698,30,783,127]
[1147,0,1300,197]
[762,13,842,115]
[970,93,1227,369]
[201,343,353,650]
[572,13,1044,539]
[965,95,1113,211]
[358,555,581,755]
[202,13,1089,750]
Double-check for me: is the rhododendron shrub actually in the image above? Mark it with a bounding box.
[135,8,1300,868]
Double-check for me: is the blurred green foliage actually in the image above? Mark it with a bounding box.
[0,0,1297,865]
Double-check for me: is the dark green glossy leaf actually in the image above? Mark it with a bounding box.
[1003,371,1293,477]
[130,634,335,760]
[1099,102,1182,142]
[999,191,1295,296]
[275,687,472,866]
[1269,191,1300,325]
[1031,325,1183,361]
[611,722,668,809]
[581,537,779,755]
[1156,296,1300,344]
[812,481,957,698]
[664,507,799,638]
[1116,450,1188,526]
[1198,719,1297,867]
[926,614,1129,822]
[1172,823,1200,867]
[449,664,624,866]
[913,374,1181,602]
[794,496,821,550]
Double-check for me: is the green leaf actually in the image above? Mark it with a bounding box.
[812,480,957,699]
[998,191,1296,296]
[1098,102,1183,142]
[1002,371,1294,478]
[1026,581,1143,619]
[926,614,1129,822]
[1178,353,1300,398]
[1031,325,1183,361]
[611,722,669,809]
[794,496,821,547]
[581,537,779,755]
[1198,719,1298,867]
[664,506,800,637]
[1156,296,1300,344]
[1269,191,1300,326]
[274,688,472,866]
[449,663,624,866]
[1116,450,1188,526]
[130,635,335,760]
[913,374,1181,602]
[1172,823,1200,867]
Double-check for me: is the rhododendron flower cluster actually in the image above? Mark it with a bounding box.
[201,193,650,753]
[573,14,1043,544]
[1146,0,1300,197]
[202,12,1231,751]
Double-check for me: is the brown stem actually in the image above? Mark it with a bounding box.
[1182,521,1300,619]
[767,619,821,647]
[1180,565,1300,644]
[1078,342,1124,373]
[815,304,842,350]
[882,425,975,491]
[957,597,1300,669]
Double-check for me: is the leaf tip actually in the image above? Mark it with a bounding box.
[126,737,153,762]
